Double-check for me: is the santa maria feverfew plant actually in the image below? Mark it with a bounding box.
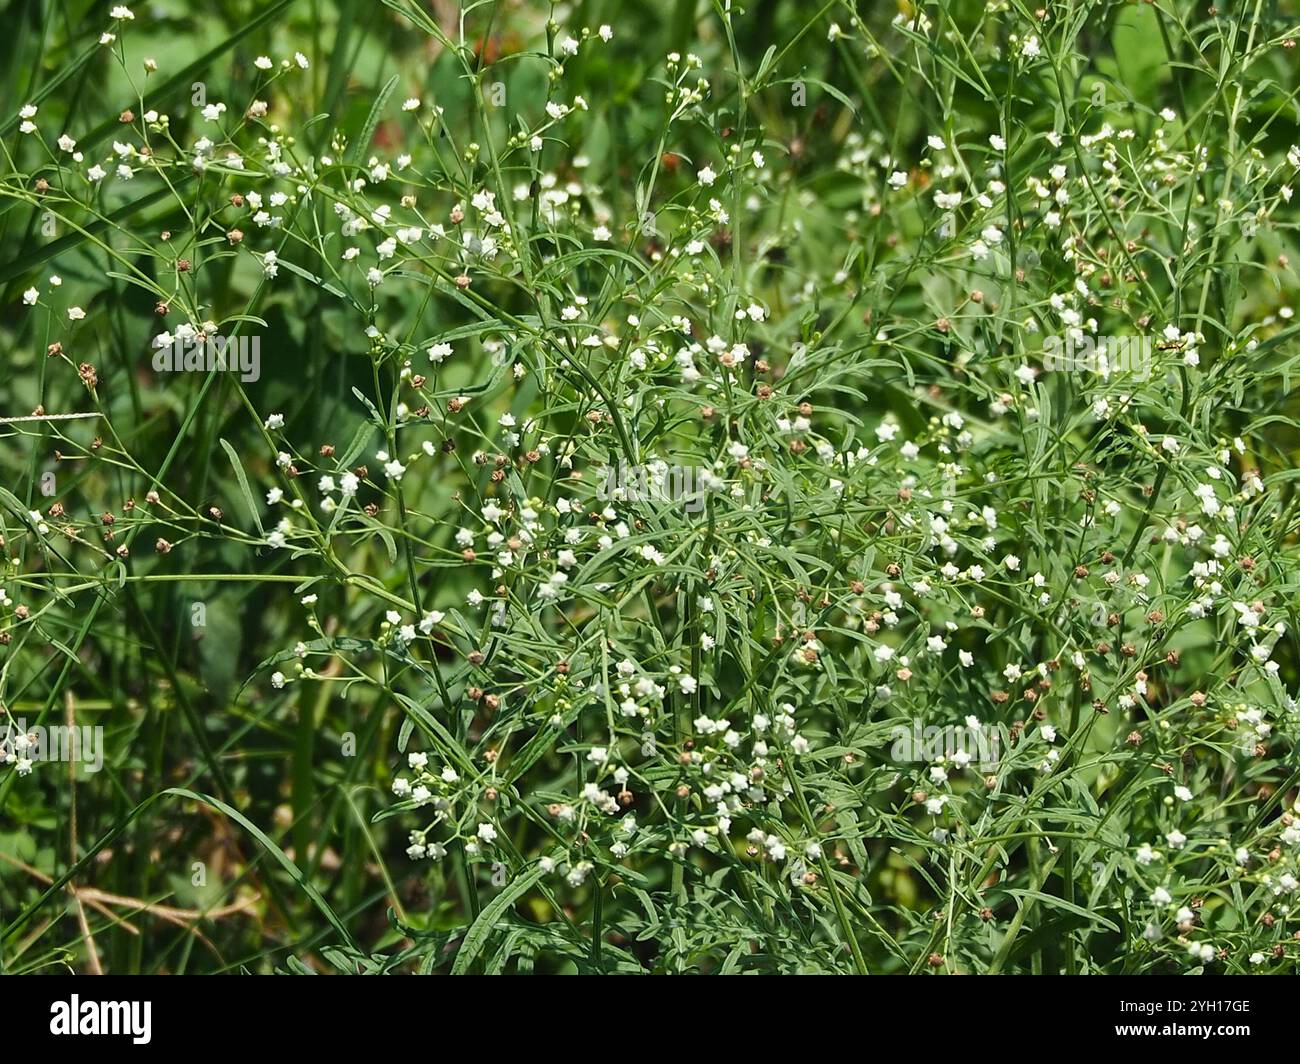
[1,0,1299,976]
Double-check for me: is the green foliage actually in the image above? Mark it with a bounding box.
[2,0,1300,975]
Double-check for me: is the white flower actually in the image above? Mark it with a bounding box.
[697,165,717,186]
